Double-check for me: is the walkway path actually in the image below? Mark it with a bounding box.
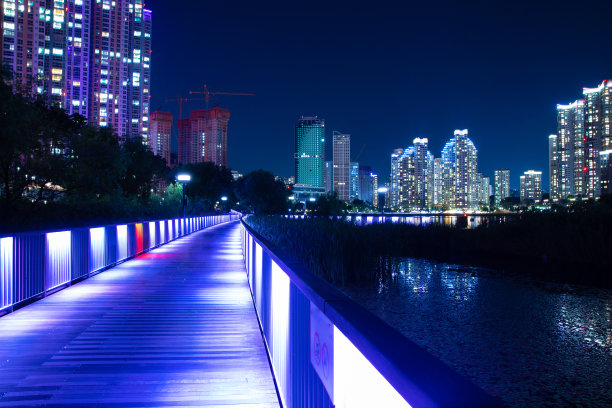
[0,221,280,407]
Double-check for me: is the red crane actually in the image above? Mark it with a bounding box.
[164,93,206,121]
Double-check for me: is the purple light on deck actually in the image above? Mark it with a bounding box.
[117,225,128,261]
[149,222,156,247]
[46,231,72,290]
[89,227,105,273]
[1,237,14,311]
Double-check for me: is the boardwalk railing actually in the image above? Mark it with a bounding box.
[0,214,239,316]
[241,218,502,408]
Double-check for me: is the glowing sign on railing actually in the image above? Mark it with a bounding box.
[46,231,72,290]
[0,237,14,310]
[117,225,128,261]
[334,326,410,407]
[89,227,105,273]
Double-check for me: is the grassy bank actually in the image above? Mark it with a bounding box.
[245,214,612,288]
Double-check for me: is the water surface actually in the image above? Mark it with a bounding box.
[344,259,612,407]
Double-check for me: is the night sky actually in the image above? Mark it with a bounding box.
[147,0,612,189]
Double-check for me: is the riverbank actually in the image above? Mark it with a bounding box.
[244,213,612,288]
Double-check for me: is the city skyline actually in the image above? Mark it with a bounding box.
[143,0,612,189]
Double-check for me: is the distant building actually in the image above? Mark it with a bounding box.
[550,80,612,200]
[390,148,403,208]
[332,131,350,200]
[294,116,326,200]
[180,107,230,167]
[433,158,443,206]
[520,170,542,203]
[324,161,333,194]
[350,162,360,200]
[389,139,434,211]
[358,165,377,206]
[441,130,478,209]
[149,111,173,165]
[476,174,490,207]
[494,169,511,206]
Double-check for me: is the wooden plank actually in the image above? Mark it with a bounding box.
[0,222,280,407]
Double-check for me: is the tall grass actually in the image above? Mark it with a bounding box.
[245,213,612,287]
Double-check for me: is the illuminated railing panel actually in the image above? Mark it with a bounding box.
[0,214,239,316]
[241,219,501,408]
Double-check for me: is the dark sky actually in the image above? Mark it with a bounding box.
[146,0,612,189]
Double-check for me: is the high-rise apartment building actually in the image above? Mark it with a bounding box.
[520,170,542,203]
[332,131,350,201]
[441,130,478,209]
[294,116,325,198]
[1,0,152,140]
[433,158,443,206]
[390,138,433,210]
[551,81,612,200]
[178,118,192,165]
[476,173,490,207]
[205,107,230,167]
[149,111,173,164]
[350,162,359,200]
[494,169,510,206]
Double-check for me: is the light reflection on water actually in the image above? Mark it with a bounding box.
[345,259,612,407]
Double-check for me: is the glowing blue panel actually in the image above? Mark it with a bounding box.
[149,222,155,248]
[117,225,128,261]
[254,243,263,319]
[159,221,165,243]
[270,261,290,406]
[89,227,106,273]
[334,326,410,408]
[0,237,14,310]
[46,231,72,290]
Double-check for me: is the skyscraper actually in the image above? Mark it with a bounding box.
[549,135,560,200]
[554,100,584,199]
[350,162,360,200]
[332,131,350,201]
[205,107,230,167]
[324,161,333,194]
[149,111,173,164]
[583,81,612,198]
[494,169,510,206]
[178,118,192,165]
[476,173,490,207]
[441,130,478,209]
[433,158,443,206]
[294,116,325,199]
[520,170,542,203]
[390,138,434,210]
[1,0,152,140]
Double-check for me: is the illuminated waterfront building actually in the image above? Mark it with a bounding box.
[476,173,490,207]
[332,131,350,201]
[433,158,443,206]
[441,129,478,209]
[350,162,359,200]
[520,170,542,202]
[1,0,152,140]
[494,169,510,206]
[358,165,377,206]
[553,100,584,199]
[390,148,403,208]
[391,138,433,210]
[205,107,230,167]
[149,111,173,164]
[583,81,612,198]
[294,116,326,199]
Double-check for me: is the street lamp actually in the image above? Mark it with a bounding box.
[177,174,191,219]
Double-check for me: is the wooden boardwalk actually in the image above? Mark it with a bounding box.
[0,221,280,407]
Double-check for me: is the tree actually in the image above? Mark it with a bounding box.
[176,162,234,211]
[313,192,347,216]
[120,137,168,200]
[235,170,288,214]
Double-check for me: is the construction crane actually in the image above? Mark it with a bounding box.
[164,93,206,121]
[189,84,255,108]
[354,143,367,162]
